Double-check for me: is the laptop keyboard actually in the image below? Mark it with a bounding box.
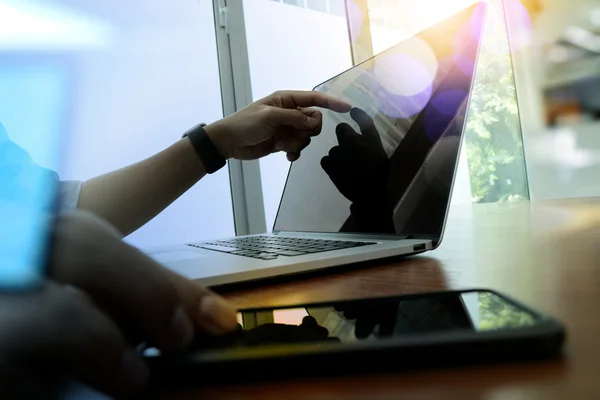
[187,236,376,260]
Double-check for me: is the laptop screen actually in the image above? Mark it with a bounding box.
[274,3,486,241]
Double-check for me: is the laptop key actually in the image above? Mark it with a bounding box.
[273,246,306,251]
[302,248,329,254]
[231,250,260,257]
[199,244,240,253]
[256,253,278,260]
[271,250,306,256]
[196,236,378,259]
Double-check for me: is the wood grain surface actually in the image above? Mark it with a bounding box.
[151,200,600,399]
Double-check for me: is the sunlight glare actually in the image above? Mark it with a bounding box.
[373,36,438,98]
[376,82,433,119]
[273,308,309,325]
[347,0,364,42]
[503,0,532,52]
[0,0,115,50]
[368,0,479,54]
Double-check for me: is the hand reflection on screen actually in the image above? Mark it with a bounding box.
[333,299,400,339]
[320,108,395,233]
[189,315,339,351]
[333,295,474,339]
[243,315,340,345]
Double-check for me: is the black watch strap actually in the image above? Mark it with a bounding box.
[183,123,226,174]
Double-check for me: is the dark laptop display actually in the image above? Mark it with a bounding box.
[274,3,486,245]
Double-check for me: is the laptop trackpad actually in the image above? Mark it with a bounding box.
[149,251,207,264]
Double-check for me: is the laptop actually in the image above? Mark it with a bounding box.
[147,2,487,287]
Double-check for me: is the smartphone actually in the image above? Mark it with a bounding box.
[145,289,565,388]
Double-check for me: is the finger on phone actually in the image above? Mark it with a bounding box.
[51,212,198,351]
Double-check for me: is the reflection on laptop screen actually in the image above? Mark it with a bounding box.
[274,3,486,239]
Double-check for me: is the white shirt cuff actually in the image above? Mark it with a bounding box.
[59,180,82,211]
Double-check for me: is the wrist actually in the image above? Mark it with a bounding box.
[203,121,233,160]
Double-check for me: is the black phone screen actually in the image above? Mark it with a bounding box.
[144,291,542,361]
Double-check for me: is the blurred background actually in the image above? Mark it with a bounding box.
[0,0,597,248]
[517,0,600,200]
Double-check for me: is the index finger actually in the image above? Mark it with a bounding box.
[271,90,352,113]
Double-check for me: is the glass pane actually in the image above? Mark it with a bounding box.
[365,0,530,203]
[328,0,347,17]
[0,0,234,247]
[244,0,353,229]
[464,0,529,202]
[307,0,328,13]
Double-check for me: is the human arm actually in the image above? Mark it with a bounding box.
[0,209,238,398]
[77,91,350,236]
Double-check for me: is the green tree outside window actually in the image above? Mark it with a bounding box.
[464,0,530,203]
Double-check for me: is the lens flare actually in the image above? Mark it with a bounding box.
[376,83,433,119]
[504,0,532,52]
[469,2,487,41]
[451,4,485,76]
[424,90,468,141]
[373,37,438,98]
[432,90,468,116]
[453,26,481,77]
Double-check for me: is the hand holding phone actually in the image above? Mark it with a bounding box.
[146,289,565,389]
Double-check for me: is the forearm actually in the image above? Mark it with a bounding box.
[78,138,207,236]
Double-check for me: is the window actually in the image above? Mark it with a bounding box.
[307,0,328,13]
[283,0,304,6]
[1,0,235,247]
[2,0,532,250]
[365,0,529,203]
[463,0,529,202]
[269,0,348,17]
[328,0,347,17]
[243,0,353,229]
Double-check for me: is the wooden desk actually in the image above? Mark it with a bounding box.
[154,200,600,399]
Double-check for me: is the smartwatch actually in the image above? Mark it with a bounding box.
[182,123,226,174]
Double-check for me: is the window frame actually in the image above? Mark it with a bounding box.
[216,0,368,235]
[218,0,533,234]
[212,0,267,235]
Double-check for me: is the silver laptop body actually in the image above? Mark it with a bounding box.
[146,3,486,287]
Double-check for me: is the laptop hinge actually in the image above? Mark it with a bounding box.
[272,231,412,241]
